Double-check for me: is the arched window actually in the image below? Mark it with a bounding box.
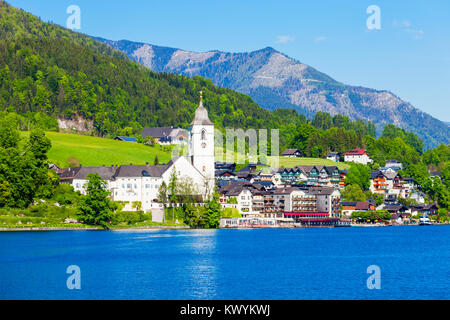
[201,129,206,140]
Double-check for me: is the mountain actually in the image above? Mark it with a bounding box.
[93,37,449,149]
[0,1,307,147]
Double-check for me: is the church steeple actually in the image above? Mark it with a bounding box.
[190,91,213,126]
[188,91,215,197]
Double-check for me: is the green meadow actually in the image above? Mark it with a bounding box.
[275,157,351,170]
[20,132,173,168]
[19,132,351,170]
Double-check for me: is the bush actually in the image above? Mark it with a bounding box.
[52,184,81,206]
[112,210,151,224]
[221,208,241,218]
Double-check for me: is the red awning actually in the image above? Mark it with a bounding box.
[284,212,329,216]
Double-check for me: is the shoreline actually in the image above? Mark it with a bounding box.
[0,225,191,232]
[1,223,448,232]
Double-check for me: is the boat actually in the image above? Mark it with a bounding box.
[419,215,432,226]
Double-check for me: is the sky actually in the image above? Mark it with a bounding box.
[7,0,450,122]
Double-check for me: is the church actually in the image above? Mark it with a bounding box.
[59,93,215,212]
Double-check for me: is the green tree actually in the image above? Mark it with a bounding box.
[341,184,366,202]
[168,169,178,204]
[202,192,222,228]
[184,204,204,227]
[345,164,370,190]
[77,173,116,229]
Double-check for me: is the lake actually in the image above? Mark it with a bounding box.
[0,226,449,300]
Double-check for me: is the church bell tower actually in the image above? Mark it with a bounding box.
[188,92,215,195]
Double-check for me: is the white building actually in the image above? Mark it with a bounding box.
[344,148,373,165]
[60,94,215,212]
[326,152,340,162]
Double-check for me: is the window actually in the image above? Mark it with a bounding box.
[201,129,206,140]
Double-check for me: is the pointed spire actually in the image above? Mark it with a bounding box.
[190,91,213,126]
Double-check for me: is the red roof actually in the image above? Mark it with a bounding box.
[344,148,367,156]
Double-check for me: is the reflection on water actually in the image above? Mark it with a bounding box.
[0,227,449,299]
[184,230,218,299]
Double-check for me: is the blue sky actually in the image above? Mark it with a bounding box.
[7,0,450,122]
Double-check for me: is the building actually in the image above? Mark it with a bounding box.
[141,127,188,145]
[341,201,376,217]
[279,165,341,188]
[217,181,261,215]
[370,171,389,194]
[308,187,341,218]
[281,149,302,157]
[187,93,215,194]
[410,203,438,217]
[60,94,215,212]
[344,148,372,165]
[385,160,403,171]
[59,166,117,194]
[326,152,340,162]
[114,136,137,143]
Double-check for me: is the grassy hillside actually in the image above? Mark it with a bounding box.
[275,157,351,170]
[20,132,172,168]
[18,131,350,170]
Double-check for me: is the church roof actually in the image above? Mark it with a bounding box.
[190,94,213,126]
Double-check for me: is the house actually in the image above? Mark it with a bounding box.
[429,170,442,178]
[217,181,262,215]
[383,204,410,215]
[410,203,438,217]
[326,152,340,162]
[215,162,236,171]
[114,136,137,143]
[344,148,373,165]
[141,126,188,145]
[385,160,403,171]
[339,169,347,188]
[370,171,388,194]
[281,149,302,157]
[49,163,64,174]
[279,165,341,188]
[280,167,307,185]
[59,166,118,193]
[215,169,237,181]
[340,201,376,217]
[384,204,411,223]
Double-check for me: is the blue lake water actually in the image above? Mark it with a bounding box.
[0,226,449,300]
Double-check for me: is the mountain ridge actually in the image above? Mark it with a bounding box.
[93,36,449,149]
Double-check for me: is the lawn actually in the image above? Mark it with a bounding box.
[20,132,173,168]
